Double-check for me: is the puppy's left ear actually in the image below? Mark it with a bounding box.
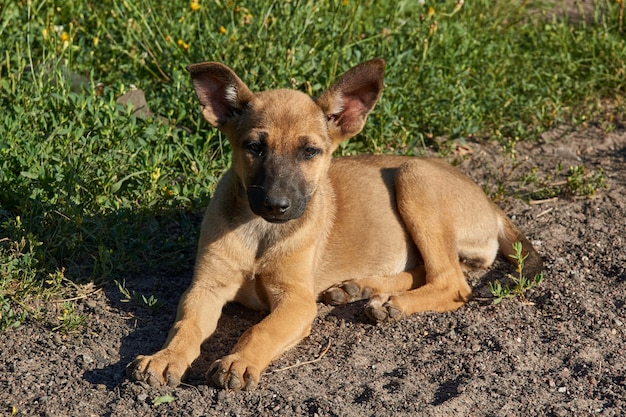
[316,59,384,143]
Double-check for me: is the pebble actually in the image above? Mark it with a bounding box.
[78,354,95,370]
[137,393,148,402]
[557,387,567,393]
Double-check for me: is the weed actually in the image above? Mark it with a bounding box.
[114,279,162,310]
[489,242,544,305]
[565,165,607,198]
[0,236,46,330]
[52,301,87,333]
[0,299,27,331]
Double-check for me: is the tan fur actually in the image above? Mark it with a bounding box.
[127,59,542,390]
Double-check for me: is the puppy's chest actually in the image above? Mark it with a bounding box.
[236,219,297,267]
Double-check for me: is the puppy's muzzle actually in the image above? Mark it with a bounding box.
[248,186,307,223]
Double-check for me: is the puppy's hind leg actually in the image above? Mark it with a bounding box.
[321,267,426,306]
[364,162,480,321]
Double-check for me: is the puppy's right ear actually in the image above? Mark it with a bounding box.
[187,62,254,129]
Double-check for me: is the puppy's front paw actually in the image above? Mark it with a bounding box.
[365,295,403,322]
[321,281,372,305]
[126,350,187,387]
[207,354,260,391]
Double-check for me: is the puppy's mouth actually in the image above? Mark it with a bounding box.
[253,204,307,224]
[262,216,292,224]
[247,188,309,223]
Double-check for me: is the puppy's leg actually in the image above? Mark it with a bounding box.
[208,251,318,391]
[365,161,498,320]
[321,267,426,305]
[127,257,243,387]
[364,233,471,321]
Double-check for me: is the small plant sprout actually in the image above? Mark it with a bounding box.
[114,279,133,302]
[489,241,544,305]
[114,279,162,310]
[53,302,87,333]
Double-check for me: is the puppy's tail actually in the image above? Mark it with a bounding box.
[496,208,543,278]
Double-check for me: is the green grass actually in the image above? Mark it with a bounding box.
[1,0,625,330]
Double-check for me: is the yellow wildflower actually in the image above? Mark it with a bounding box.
[342,0,349,5]
[427,7,435,18]
[190,1,201,11]
[219,25,227,34]
[60,32,69,42]
[42,28,49,39]
[177,39,189,49]
[151,167,161,183]
[93,37,99,46]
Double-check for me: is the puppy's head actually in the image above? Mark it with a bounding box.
[188,59,384,223]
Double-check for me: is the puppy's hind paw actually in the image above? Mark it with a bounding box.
[321,282,371,306]
[365,295,403,322]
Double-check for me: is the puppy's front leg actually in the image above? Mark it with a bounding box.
[127,254,244,387]
[209,252,318,391]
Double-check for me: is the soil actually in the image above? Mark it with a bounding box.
[2,119,625,416]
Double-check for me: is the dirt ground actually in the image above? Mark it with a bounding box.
[2,118,625,416]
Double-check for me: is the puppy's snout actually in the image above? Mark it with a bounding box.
[264,195,291,214]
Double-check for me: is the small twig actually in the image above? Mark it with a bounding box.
[548,180,567,187]
[269,339,332,373]
[121,311,145,322]
[50,287,103,303]
[179,382,208,405]
[54,210,71,221]
[529,197,558,205]
[536,207,554,218]
[143,43,171,82]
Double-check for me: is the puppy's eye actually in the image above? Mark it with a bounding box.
[302,147,321,160]
[245,141,263,157]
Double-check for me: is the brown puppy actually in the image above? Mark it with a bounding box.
[127,59,542,390]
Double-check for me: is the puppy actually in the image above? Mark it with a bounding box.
[127,59,542,390]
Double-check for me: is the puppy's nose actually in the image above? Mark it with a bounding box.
[264,196,290,214]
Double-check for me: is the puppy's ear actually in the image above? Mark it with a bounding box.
[187,62,254,129]
[316,59,385,143]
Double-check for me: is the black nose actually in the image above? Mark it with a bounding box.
[264,196,290,214]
